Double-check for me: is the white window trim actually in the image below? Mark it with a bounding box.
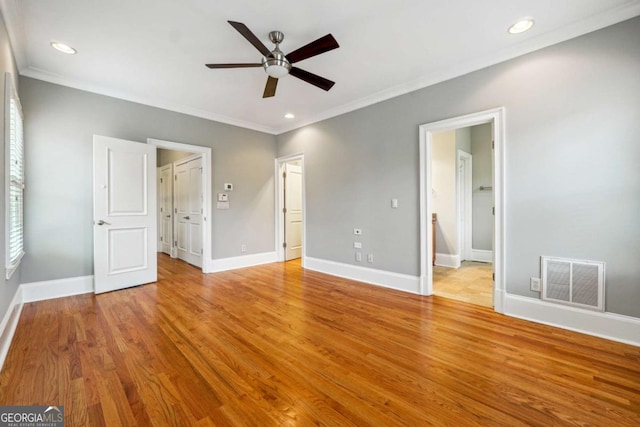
[5,73,24,279]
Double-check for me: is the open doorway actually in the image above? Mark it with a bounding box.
[275,154,305,265]
[430,125,494,307]
[419,108,505,313]
[148,138,212,273]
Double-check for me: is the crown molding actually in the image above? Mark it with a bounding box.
[0,0,28,70]
[4,0,640,136]
[274,2,640,135]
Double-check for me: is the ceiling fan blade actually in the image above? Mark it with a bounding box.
[289,67,335,91]
[285,34,339,64]
[206,63,262,69]
[263,76,278,98]
[228,21,271,57]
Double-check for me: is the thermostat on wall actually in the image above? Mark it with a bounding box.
[224,183,233,191]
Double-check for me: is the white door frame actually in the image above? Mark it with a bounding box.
[275,154,306,265]
[419,107,505,313]
[457,150,473,262]
[147,138,212,273]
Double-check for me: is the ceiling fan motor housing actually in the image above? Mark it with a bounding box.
[263,31,291,78]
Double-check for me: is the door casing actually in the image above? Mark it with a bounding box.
[148,138,212,273]
[419,107,505,313]
[275,154,306,264]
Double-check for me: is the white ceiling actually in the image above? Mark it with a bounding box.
[3,0,640,134]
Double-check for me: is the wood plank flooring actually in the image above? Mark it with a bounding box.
[1,254,639,426]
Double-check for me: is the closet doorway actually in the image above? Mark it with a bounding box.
[150,138,212,272]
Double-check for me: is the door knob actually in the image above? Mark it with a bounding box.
[184,216,190,220]
[166,215,171,218]
[96,220,111,226]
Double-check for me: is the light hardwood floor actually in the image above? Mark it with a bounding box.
[1,255,639,426]
[433,261,493,307]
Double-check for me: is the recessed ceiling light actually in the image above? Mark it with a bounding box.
[284,113,295,119]
[50,41,77,55]
[508,18,535,34]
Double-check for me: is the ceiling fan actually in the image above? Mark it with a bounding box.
[206,21,339,98]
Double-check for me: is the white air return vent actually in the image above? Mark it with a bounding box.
[541,256,605,312]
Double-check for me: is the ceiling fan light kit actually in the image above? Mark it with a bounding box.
[262,32,291,78]
[206,21,339,98]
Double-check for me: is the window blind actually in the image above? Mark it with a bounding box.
[5,75,24,279]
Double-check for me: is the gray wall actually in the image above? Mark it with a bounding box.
[20,77,276,283]
[277,17,640,318]
[470,123,493,251]
[0,13,20,322]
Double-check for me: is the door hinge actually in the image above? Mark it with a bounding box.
[175,207,177,213]
[160,236,163,242]
[492,273,495,281]
[175,175,177,181]
[492,207,495,215]
[283,242,287,248]
[175,240,178,247]
[160,207,163,212]
[283,207,287,214]
[160,178,163,183]
[283,171,286,179]
[492,140,495,149]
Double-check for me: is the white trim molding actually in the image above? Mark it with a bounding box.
[274,154,306,266]
[147,138,213,273]
[207,251,277,273]
[505,294,640,347]
[435,253,461,269]
[0,286,23,371]
[419,107,506,314]
[304,257,420,294]
[21,275,94,303]
[471,249,493,263]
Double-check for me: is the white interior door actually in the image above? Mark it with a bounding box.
[284,162,303,260]
[174,156,202,267]
[158,163,173,256]
[93,135,157,294]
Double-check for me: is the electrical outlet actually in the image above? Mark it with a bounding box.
[367,253,374,263]
[530,277,541,292]
[354,242,362,249]
[355,252,362,262]
[241,244,246,253]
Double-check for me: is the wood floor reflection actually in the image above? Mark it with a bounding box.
[1,255,639,425]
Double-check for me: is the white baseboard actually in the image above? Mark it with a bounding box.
[471,249,493,263]
[0,287,23,371]
[505,294,640,347]
[435,253,460,268]
[21,275,94,303]
[206,251,277,273]
[304,257,420,294]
